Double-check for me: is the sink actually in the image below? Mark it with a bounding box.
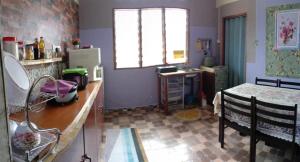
[182,68,200,72]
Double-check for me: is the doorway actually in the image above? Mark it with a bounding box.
[222,14,247,88]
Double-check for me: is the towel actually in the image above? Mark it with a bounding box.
[40,80,77,96]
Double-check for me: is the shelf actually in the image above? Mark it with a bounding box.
[168,88,183,93]
[168,96,182,102]
[21,58,62,66]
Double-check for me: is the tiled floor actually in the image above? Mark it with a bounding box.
[103,106,298,162]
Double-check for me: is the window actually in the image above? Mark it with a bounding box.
[113,8,189,69]
[114,9,140,68]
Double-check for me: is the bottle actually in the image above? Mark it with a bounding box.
[39,37,45,59]
[33,38,39,60]
[18,41,25,60]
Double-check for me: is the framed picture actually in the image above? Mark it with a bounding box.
[275,10,300,49]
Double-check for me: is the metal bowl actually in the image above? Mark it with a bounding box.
[12,121,41,150]
[9,120,18,137]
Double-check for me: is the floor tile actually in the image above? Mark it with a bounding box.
[103,106,300,162]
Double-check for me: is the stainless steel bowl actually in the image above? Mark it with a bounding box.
[9,120,18,137]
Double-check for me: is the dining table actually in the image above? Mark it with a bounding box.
[213,83,300,144]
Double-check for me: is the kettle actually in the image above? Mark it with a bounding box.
[202,56,215,67]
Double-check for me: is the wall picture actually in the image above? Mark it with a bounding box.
[266,4,300,78]
[276,10,299,49]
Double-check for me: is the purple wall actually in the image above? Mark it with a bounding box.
[80,27,217,109]
[246,0,300,83]
[79,0,218,109]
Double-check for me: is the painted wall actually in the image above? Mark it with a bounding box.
[79,0,218,109]
[216,0,239,8]
[217,0,256,65]
[246,0,300,83]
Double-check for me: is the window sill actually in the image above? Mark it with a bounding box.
[114,62,188,70]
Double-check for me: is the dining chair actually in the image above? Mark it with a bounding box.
[278,80,300,90]
[255,77,279,87]
[253,99,297,161]
[219,90,256,162]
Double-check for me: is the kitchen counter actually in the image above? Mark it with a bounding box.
[10,80,103,162]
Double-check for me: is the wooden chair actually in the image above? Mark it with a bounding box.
[253,99,297,161]
[219,90,256,162]
[255,77,279,87]
[278,80,300,90]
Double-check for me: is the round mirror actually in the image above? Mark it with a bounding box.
[3,51,30,108]
[3,51,30,90]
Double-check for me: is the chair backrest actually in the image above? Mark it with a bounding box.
[255,77,279,87]
[254,99,297,143]
[221,90,255,128]
[278,80,300,90]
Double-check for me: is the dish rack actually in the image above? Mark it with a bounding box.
[12,75,62,162]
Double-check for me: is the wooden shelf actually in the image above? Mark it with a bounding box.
[21,57,62,66]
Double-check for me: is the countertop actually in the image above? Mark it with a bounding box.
[10,80,103,161]
[158,68,203,77]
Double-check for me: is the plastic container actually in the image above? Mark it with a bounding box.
[3,37,19,60]
[63,68,88,90]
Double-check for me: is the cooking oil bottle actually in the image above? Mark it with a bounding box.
[39,37,45,59]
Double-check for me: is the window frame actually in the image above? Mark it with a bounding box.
[113,7,190,70]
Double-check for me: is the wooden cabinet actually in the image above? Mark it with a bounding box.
[55,83,104,162]
[86,83,104,161]
[202,71,215,105]
[54,130,84,162]
[201,66,228,105]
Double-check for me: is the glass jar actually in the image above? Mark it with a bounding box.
[25,45,34,60]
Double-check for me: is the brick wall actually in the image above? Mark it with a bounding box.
[0,0,79,82]
[0,0,79,48]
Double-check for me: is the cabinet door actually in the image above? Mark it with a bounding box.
[54,84,104,162]
[96,84,104,139]
[85,83,104,161]
[202,71,215,105]
[54,129,84,162]
[94,83,104,160]
[85,103,99,161]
